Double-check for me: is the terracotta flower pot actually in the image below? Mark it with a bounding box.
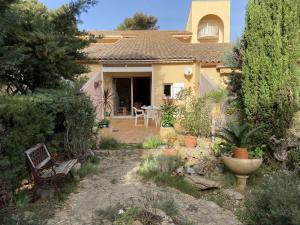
[233,148,248,159]
[162,148,177,156]
[184,135,197,148]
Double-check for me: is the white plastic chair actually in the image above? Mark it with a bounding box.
[133,107,145,126]
[145,108,160,128]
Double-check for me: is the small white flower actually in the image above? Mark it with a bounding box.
[118,209,124,215]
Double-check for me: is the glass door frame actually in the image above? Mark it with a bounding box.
[112,77,134,118]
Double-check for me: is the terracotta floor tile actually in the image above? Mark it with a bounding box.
[105,118,160,143]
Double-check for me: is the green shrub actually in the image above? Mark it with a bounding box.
[77,162,97,178]
[99,137,121,149]
[287,148,300,171]
[179,96,211,137]
[160,100,177,127]
[142,136,164,149]
[242,0,299,140]
[244,173,300,225]
[0,87,95,196]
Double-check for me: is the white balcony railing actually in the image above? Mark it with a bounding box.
[198,22,219,39]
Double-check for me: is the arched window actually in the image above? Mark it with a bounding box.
[198,21,219,39]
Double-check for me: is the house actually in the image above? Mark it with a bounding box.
[81,0,231,120]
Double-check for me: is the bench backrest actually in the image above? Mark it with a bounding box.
[25,144,51,170]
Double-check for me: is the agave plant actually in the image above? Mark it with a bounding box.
[215,122,263,148]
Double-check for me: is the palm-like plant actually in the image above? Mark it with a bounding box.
[102,88,113,115]
[216,122,262,148]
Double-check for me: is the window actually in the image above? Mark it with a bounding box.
[163,84,172,98]
[198,21,219,39]
[163,83,184,99]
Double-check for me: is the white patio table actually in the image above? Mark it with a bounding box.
[141,105,161,128]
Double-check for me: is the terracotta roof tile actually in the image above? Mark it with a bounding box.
[188,43,231,63]
[88,30,193,37]
[83,30,231,64]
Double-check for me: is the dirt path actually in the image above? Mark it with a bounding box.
[47,150,242,225]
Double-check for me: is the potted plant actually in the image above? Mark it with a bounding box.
[162,133,178,156]
[99,118,110,128]
[179,97,211,148]
[215,122,263,159]
[160,100,177,127]
[160,100,177,138]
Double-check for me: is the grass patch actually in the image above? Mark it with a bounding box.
[99,137,121,149]
[77,162,97,178]
[201,190,227,208]
[116,207,139,225]
[110,177,118,184]
[156,195,178,218]
[138,155,201,198]
[142,136,164,149]
[99,137,143,150]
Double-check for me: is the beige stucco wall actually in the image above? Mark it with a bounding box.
[186,0,230,43]
[201,66,226,88]
[152,63,199,106]
[81,63,103,120]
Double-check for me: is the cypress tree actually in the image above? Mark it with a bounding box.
[242,0,299,138]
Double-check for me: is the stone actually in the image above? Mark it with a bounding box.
[192,164,205,175]
[133,220,143,225]
[87,149,95,157]
[184,174,221,190]
[176,166,185,175]
[223,189,244,200]
[185,167,195,175]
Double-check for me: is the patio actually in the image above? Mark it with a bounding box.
[100,118,160,143]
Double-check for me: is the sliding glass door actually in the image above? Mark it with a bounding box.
[112,77,151,117]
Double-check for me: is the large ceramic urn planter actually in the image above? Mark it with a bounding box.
[222,155,263,191]
[184,135,197,148]
[160,126,176,140]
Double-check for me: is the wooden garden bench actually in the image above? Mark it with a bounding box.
[25,144,77,188]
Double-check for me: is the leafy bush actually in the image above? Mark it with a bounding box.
[99,137,121,149]
[160,100,177,127]
[287,148,300,171]
[0,87,95,195]
[179,97,211,137]
[248,146,265,159]
[142,136,164,149]
[244,174,300,225]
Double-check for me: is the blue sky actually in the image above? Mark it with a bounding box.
[39,0,247,42]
